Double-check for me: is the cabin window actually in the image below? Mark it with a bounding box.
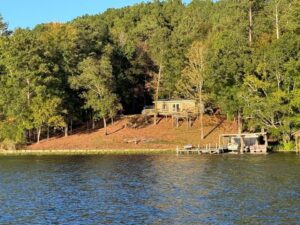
[172,104,180,112]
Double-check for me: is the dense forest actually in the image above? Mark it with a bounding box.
[0,0,299,148]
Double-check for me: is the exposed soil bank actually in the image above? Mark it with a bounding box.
[27,115,238,151]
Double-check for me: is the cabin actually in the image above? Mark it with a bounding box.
[219,132,268,154]
[293,130,300,152]
[142,99,201,116]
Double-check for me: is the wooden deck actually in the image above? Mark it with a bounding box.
[176,145,224,155]
[176,144,269,155]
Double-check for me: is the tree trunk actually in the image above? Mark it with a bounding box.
[37,127,41,144]
[200,111,204,139]
[111,117,114,126]
[275,2,280,40]
[26,78,31,105]
[249,4,253,45]
[103,117,108,136]
[92,119,95,130]
[154,61,163,125]
[199,84,204,140]
[65,125,68,137]
[47,125,50,140]
[70,119,73,134]
[28,130,32,143]
[92,111,95,129]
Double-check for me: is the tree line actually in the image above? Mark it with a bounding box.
[0,0,299,148]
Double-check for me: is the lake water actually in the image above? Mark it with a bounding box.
[1,154,300,224]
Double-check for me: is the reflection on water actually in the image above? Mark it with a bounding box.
[0,154,300,224]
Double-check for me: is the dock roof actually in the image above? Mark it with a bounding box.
[220,132,267,138]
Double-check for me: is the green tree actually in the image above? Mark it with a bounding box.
[31,95,65,143]
[0,14,8,36]
[70,55,121,135]
[242,33,300,141]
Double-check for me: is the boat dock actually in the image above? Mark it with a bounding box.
[177,132,269,155]
[176,144,225,155]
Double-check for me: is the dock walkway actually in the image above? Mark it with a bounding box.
[176,145,224,155]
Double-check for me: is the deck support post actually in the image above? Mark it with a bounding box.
[264,134,268,153]
[240,136,245,154]
[296,137,299,154]
[296,137,300,153]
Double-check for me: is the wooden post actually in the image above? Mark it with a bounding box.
[264,134,268,153]
[240,136,244,154]
[296,136,299,153]
[298,137,300,153]
[238,111,242,134]
[296,136,298,153]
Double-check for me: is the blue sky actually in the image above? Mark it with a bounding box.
[0,0,190,30]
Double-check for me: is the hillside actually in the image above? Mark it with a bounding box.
[1,0,299,147]
[28,115,238,150]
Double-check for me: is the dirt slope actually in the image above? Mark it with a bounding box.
[28,115,238,150]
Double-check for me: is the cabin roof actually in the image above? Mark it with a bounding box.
[154,99,195,103]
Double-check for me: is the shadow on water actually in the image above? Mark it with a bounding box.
[0,153,300,224]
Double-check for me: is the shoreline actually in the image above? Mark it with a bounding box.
[0,147,298,157]
[0,149,175,156]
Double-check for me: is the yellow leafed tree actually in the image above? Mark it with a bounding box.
[177,41,207,139]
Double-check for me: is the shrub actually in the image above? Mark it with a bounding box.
[281,141,296,151]
[0,139,17,150]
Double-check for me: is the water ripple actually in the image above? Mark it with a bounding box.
[0,154,300,224]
